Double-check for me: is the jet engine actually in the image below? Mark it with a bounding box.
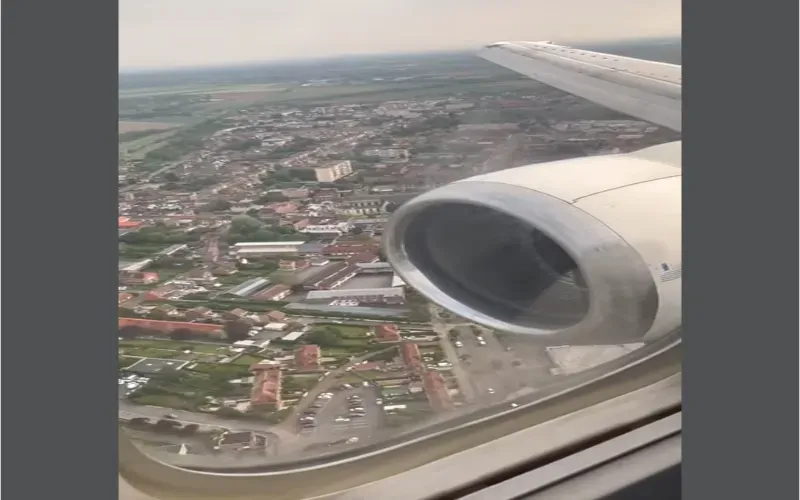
[383,142,682,344]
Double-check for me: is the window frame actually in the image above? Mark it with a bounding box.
[120,335,681,500]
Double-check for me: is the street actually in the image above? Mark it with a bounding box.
[118,399,292,441]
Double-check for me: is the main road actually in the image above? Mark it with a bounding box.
[118,399,294,442]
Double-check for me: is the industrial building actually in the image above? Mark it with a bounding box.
[222,277,271,298]
[302,262,359,290]
[305,287,405,303]
[283,303,411,318]
[250,284,292,302]
[356,262,394,274]
[230,241,306,257]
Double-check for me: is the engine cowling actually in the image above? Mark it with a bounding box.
[383,142,682,344]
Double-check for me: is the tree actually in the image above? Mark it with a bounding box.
[119,325,145,339]
[231,215,264,233]
[257,192,289,204]
[200,199,231,213]
[216,407,245,418]
[118,307,138,318]
[170,328,194,341]
[304,328,341,347]
[224,320,251,343]
[153,419,181,433]
[149,309,169,321]
[128,417,151,429]
[179,423,200,436]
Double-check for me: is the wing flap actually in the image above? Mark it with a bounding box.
[479,42,682,131]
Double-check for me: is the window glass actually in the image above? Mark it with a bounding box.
[119,0,681,474]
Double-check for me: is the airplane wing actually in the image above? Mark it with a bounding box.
[479,42,681,132]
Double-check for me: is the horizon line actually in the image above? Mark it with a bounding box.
[119,36,680,75]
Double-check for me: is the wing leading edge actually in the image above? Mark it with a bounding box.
[479,42,682,132]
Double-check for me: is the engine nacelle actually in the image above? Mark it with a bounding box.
[383,142,681,344]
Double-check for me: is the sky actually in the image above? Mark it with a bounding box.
[120,0,681,69]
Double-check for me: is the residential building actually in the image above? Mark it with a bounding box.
[250,365,282,408]
[119,271,160,286]
[300,223,351,236]
[118,217,142,229]
[222,308,251,321]
[401,343,423,372]
[338,197,383,215]
[278,259,310,271]
[263,201,299,215]
[422,370,454,412]
[314,160,353,183]
[144,283,180,301]
[185,306,213,321]
[374,324,401,342]
[118,317,224,337]
[258,310,287,323]
[294,345,321,370]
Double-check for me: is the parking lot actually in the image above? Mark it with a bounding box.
[296,385,384,443]
[453,328,558,403]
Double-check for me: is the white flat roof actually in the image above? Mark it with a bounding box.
[282,330,306,341]
[264,322,288,330]
[233,241,306,247]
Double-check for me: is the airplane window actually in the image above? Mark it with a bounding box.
[119,1,681,497]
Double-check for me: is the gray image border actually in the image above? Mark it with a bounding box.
[3,0,120,498]
[682,0,799,499]
[3,1,799,499]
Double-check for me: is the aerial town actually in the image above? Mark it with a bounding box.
[118,53,680,463]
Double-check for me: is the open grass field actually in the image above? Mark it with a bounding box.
[119,121,181,133]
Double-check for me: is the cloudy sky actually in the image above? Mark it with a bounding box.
[120,0,681,69]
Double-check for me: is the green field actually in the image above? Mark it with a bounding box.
[118,339,229,364]
[119,83,285,98]
[119,128,184,160]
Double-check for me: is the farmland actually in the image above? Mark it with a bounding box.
[119,121,180,133]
